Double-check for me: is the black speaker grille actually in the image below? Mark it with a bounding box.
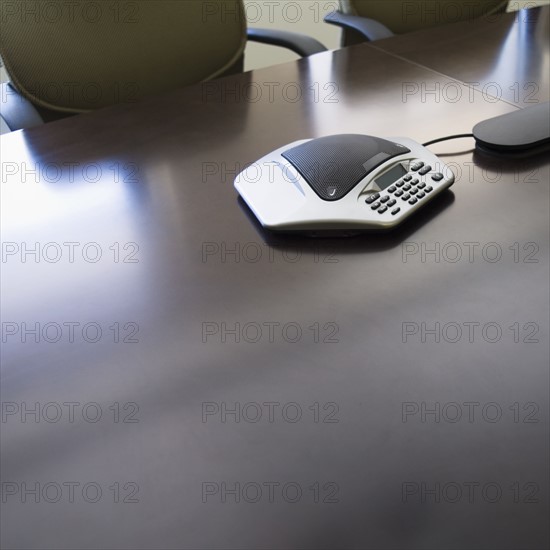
[282,134,409,201]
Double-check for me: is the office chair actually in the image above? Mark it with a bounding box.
[0,0,326,133]
[326,0,509,46]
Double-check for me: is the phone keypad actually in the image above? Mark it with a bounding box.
[365,160,445,216]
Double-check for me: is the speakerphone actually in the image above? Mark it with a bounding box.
[234,134,454,232]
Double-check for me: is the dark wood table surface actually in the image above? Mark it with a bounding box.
[373,5,550,107]
[1,7,548,550]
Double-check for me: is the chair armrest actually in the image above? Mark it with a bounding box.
[324,11,394,42]
[247,28,327,57]
[0,82,43,133]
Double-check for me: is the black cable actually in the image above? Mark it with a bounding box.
[422,133,474,147]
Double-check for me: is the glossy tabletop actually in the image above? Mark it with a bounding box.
[373,6,550,107]
[1,7,549,550]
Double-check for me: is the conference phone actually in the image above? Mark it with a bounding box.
[234,134,454,232]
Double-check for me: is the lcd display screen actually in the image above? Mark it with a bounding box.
[375,164,407,190]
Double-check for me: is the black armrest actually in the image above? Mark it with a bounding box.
[0,82,43,133]
[247,28,327,57]
[324,11,394,42]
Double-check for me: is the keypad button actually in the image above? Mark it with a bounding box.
[387,199,397,207]
[432,173,444,181]
[410,161,424,171]
[419,165,431,175]
[387,186,396,193]
[396,180,405,187]
[403,175,413,181]
[378,206,388,214]
[365,193,380,204]
[371,202,381,209]
[403,184,411,191]
[425,186,433,193]
[380,195,390,203]
[417,192,425,199]
[394,190,404,197]
[417,182,426,189]
[402,193,410,201]
[409,188,418,195]
[412,178,419,185]
[391,207,401,215]
[409,198,418,205]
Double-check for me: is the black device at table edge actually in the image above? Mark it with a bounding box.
[473,101,550,154]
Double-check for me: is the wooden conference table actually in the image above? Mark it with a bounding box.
[1,7,549,550]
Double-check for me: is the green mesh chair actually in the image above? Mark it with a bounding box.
[326,0,509,46]
[0,0,326,133]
